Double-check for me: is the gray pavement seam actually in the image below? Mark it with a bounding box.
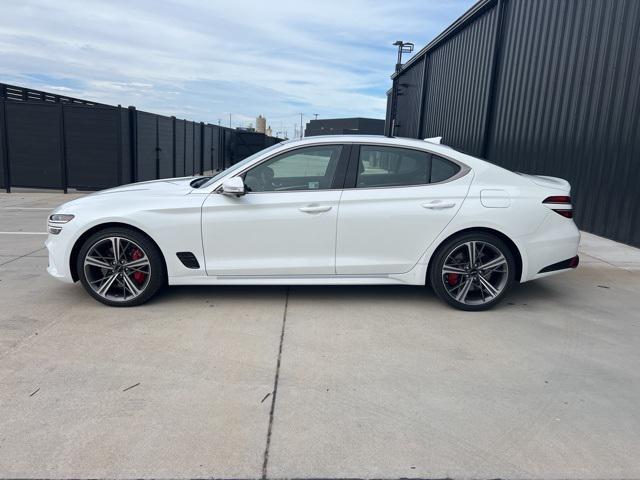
[261,286,290,480]
[0,477,459,480]
[0,247,46,267]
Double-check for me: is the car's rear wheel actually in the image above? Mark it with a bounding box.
[76,227,165,307]
[429,232,515,311]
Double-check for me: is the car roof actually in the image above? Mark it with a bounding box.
[282,135,453,151]
[282,135,488,170]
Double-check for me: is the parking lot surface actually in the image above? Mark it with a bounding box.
[1,191,639,479]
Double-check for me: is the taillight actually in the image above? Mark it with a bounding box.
[543,196,571,204]
[543,196,573,218]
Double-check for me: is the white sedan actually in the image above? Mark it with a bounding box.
[46,135,580,311]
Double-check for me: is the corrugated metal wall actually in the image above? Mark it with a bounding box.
[388,0,640,247]
[393,57,425,139]
[422,5,498,155]
[490,0,640,246]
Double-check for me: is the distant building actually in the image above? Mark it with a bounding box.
[305,117,385,137]
[266,125,272,137]
[256,115,266,134]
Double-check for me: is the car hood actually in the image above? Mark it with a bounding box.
[54,177,200,213]
[91,176,197,196]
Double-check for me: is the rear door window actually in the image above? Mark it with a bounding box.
[356,146,431,188]
[354,146,461,188]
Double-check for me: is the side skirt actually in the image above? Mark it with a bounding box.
[169,274,417,286]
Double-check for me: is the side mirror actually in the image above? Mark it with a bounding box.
[221,176,246,196]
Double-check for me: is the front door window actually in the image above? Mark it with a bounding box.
[243,145,342,192]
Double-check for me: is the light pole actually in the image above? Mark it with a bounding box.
[389,40,414,137]
[299,113,304,138]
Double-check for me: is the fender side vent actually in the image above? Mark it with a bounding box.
[176,252,200,269]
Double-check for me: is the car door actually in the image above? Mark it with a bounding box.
[201,144,348,276]
[335,144,472,275]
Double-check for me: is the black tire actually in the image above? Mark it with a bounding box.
[429,232,516,311]
[76,227,165,307]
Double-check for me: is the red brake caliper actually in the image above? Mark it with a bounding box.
[446,273,460,286]
[131,248,146,284]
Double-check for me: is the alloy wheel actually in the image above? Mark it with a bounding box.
[441,240,509,306]
[83,236,151,302]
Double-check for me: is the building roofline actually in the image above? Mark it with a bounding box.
[307,117,385,122]
[390,0,496,79]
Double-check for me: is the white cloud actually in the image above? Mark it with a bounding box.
[0,0,472,136]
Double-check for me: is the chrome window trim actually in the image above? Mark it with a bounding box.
[348,142,471,190]
[213,140,471,194]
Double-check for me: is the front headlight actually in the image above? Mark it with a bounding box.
[49,214,75,224]
[48,214,74,234]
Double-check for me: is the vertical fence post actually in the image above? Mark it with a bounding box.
[155,116,160,179]
[128,106,138,182]
[221,129,226,170]
[224,129,228,170]
[213,127,218,172]
[183,121,187,177]
[222,129,228,170]
[192,121,196,176]
[1,99,10,193]
[59,103,68,193]
[116,106,123,186]
[171,116,176,177]
[200,122,205,175]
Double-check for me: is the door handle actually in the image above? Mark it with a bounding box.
[299,205,332,213]
[422,201,456,210]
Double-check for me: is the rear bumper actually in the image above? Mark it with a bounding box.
[519,212,581,282]
[539,255,579,274]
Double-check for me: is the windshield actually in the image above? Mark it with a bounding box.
[197,142,287,188]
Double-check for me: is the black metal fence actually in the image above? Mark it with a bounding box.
[0,83,281,192]
[0,83,108,106]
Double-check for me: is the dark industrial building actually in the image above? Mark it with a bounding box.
[305,117,385,137]
[387,0,640,247]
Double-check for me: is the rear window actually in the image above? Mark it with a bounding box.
[430,155,460,183]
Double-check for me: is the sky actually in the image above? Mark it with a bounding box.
[0,0,472,137]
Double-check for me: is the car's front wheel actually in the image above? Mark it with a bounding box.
[76,227,165,307]
[429,232,515,311]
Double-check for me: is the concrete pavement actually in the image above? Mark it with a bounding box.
[0,191,639,479]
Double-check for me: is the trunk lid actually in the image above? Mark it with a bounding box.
[517,173,570,192]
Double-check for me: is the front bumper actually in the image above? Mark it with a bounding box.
[45,234,75,283]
